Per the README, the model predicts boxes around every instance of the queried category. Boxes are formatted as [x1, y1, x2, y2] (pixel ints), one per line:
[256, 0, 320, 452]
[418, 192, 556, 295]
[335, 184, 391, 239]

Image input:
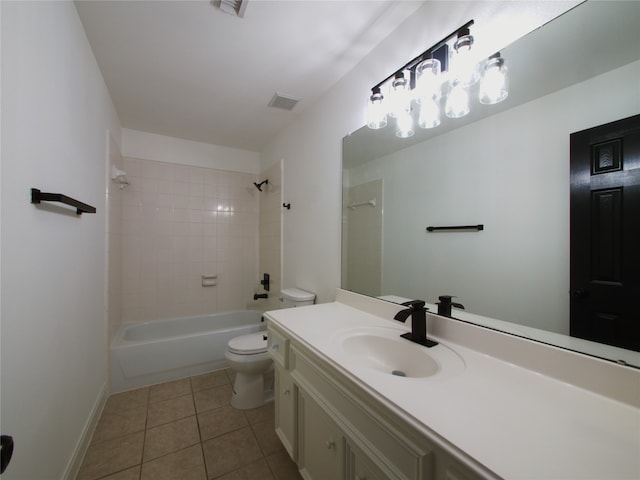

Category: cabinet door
[274, 365, 297, 461]
[298, 390, 344, 480]
[346, 441, 388, 480]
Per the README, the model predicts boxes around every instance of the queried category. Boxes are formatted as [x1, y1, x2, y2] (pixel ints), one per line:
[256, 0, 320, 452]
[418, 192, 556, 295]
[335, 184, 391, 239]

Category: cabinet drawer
[267, 325, 289, 368]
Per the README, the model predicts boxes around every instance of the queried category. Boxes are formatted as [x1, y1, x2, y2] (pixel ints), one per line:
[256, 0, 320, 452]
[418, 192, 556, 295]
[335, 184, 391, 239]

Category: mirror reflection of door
[570, 114, 640, 351]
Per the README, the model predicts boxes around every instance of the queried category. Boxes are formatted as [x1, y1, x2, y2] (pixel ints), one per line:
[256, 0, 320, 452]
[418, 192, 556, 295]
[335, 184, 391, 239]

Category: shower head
[254, 179, 269, 191]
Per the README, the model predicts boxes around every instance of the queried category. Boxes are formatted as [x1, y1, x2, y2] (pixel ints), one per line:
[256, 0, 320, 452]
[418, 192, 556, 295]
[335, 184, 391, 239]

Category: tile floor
[77, 369, 301, 480]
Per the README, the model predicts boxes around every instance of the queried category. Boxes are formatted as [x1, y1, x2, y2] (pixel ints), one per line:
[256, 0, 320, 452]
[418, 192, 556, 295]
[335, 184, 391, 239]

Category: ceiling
[75, 0, 425, 152]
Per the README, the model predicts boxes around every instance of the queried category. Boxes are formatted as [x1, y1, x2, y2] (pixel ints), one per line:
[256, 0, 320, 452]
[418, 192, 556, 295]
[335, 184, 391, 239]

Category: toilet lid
[228, 332, 268, 355]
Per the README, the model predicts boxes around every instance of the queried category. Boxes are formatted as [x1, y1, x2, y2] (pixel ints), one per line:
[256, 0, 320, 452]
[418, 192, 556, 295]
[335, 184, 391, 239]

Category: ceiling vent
[213, 0, 248, 18]
[268, 93, 300, 111]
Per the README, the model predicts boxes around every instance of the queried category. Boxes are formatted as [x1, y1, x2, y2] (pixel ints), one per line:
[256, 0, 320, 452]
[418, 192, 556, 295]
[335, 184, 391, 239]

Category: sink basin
[336, 327, 465, 379]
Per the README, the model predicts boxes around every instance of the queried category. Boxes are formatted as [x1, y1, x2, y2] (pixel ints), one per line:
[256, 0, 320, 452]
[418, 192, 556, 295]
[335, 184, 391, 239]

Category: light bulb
[418, 97, 441, 129]
[445, 82, 470, 118]
[389, 72, 411, 118]
[415, 58, 441, 103]
[450, 31, 479, 87]
[367, 88, 387, 129]
[395, 111, 414, 138]
[479, 55, 508, 104]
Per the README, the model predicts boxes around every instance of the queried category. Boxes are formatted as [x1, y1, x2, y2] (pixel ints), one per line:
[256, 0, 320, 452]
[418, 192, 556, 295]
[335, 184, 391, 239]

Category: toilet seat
[227, 332, 268, 355]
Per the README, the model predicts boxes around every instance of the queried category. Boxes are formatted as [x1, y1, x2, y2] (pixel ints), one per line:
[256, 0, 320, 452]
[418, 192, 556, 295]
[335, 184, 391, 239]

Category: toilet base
[230, 369, 274, 410]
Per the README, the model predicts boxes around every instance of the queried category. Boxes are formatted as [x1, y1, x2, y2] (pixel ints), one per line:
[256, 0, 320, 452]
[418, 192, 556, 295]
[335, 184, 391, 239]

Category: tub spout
[254, 293, 268, 300]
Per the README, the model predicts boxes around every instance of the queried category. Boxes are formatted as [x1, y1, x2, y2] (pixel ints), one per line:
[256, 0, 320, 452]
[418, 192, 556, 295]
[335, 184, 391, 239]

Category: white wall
[122, 128, 259, 174]
[0, 2, 121, 478]
[260, 1, 577, 304]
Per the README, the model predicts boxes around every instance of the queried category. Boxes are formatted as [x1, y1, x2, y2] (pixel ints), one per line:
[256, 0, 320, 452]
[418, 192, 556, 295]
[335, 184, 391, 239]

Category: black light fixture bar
[371, 20, 474, 92]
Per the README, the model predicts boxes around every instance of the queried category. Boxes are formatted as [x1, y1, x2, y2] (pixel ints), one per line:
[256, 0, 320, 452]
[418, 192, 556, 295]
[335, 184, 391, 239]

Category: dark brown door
[570, 114, 640, 351]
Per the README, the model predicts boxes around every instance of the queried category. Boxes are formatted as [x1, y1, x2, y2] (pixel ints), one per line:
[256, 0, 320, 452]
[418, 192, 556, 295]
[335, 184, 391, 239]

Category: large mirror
[342, 0, 640, 367]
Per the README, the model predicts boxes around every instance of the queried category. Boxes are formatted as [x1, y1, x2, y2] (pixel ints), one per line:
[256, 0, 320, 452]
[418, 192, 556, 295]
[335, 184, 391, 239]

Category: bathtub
[110, 310, 265, 393]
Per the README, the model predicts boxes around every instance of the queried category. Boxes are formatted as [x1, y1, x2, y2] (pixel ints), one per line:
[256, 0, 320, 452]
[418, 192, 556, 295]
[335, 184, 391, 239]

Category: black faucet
[393, 300, 438, 348]
[436, 295, 465, 317]
[253, 293, 268, 300]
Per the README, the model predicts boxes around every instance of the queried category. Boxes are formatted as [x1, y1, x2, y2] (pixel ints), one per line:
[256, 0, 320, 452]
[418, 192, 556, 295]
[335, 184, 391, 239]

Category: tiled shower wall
[121, 157, 259, 323]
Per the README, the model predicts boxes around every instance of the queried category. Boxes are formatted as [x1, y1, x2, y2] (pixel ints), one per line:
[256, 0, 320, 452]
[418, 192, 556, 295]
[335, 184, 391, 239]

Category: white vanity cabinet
[267, 320, 480, 480]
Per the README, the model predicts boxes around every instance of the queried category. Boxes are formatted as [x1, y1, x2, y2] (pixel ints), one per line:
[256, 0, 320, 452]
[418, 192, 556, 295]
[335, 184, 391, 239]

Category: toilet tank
[280, 288, 315, 308]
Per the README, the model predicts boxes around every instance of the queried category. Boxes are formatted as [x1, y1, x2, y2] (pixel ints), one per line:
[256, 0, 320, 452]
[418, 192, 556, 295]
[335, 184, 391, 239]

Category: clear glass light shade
[450, 33, 479, 86]
[479, 57, 508, 104]
[418, 98, 441, 129]
[367, 90, 387, 129]
[395, 111, 414, 138]
[445, 82, 470, 118]
[415, 58, 441, 103]
[389, 73, 411, 118]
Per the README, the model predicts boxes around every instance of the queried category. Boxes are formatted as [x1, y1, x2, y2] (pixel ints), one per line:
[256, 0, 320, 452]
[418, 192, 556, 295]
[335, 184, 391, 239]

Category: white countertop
[266, 291, 640, 480]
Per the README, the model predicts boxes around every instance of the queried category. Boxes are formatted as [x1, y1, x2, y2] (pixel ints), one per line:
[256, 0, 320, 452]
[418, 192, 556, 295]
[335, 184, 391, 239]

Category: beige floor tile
[198, 404, 248, 441]
[144, 415, 200, 461]
[104, 387, 149, 413]
[99, 466, 141, 480]
[203, 426, 263, 478]
[251, 420, 283, 456]
[141, 444, 206, 480]
[215, 458, 275, 480]
[191, 369, 230, 392]
[92, 404, 147, 443]
[77, 431, 144, 480]
[149, 377, 192, 403]
[193, 384, 232, 413]
[265, 450, 303, 480]
[245, 402, 274, 425]
[147, 394, 195, 427]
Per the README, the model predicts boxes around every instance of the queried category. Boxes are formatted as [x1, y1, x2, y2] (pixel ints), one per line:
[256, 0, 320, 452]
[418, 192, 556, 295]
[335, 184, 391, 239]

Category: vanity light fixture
[366, 20, 509, 136]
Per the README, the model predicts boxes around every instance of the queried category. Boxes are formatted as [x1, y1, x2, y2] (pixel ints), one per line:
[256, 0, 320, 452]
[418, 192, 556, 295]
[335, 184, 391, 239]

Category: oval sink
[342, 334, 439, 378]
[336, 327, 465, 380]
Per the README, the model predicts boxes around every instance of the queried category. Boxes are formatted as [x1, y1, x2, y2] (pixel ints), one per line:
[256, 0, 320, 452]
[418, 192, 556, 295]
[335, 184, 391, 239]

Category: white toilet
[225, 287, 315, 410]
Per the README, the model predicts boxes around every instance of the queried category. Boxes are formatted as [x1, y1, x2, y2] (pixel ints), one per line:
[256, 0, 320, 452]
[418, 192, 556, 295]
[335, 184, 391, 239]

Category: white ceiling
[75, 0, 425, 152]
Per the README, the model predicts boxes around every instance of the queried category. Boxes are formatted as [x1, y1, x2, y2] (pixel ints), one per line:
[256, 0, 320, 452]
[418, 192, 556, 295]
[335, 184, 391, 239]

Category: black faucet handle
[437, 295, 456, 303]
[400, 299, 426, 310]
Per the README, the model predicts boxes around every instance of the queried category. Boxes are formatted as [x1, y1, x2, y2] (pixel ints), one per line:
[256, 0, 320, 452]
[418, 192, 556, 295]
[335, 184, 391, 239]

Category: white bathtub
[110, 310, 265, 393]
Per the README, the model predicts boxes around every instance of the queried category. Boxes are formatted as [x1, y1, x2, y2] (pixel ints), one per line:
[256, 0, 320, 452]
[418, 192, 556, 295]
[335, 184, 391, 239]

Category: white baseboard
[62, 382, 108, 480]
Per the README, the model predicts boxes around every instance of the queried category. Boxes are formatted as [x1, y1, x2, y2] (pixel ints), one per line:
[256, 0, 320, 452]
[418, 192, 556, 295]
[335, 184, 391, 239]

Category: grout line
[137, 386, 151, 480]
[191, 376, 211, 480]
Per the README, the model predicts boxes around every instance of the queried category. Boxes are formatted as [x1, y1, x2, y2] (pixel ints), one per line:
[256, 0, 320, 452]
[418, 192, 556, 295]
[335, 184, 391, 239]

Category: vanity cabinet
[267, 321, 482, 480]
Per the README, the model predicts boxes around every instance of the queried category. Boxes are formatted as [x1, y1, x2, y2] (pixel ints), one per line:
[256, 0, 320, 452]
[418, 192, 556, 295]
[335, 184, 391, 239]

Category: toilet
[225, 287, 315, 410]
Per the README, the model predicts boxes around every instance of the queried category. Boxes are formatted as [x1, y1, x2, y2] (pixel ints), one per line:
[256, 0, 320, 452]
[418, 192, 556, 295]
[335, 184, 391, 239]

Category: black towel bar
[31, 188, 96, 215]
[426, 224, 484, 232]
